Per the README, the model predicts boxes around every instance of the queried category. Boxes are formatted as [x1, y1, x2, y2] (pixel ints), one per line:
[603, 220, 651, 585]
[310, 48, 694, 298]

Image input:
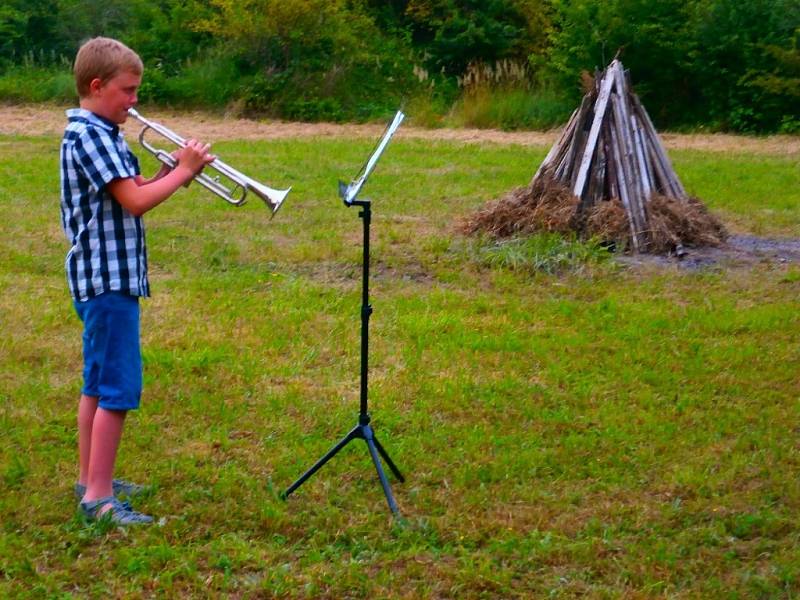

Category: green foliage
[742, 31, 800, 133]
[689, 0, 800, 132]
[187, 0, 418, 120]
[0, 0, 61, 65]
[404, 0, 538, 74]
[137, 51, 241, 108]
[546, 0, 800, 132]
[366, 0, 551, 75]
[547, 0, 703, 125]
[0, 0, 798, 131]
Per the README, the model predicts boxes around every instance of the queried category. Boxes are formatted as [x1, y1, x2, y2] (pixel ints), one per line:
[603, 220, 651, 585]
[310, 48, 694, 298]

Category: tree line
[1, 0, 798, 133]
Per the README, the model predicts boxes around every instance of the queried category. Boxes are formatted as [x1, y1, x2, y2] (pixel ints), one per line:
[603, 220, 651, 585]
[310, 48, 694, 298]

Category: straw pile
[461, 59, 727, 253]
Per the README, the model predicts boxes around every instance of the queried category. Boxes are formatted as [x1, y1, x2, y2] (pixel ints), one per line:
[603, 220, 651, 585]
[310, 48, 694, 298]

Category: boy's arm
[109, 167, 195, 217]
[109, 140, 214, 217]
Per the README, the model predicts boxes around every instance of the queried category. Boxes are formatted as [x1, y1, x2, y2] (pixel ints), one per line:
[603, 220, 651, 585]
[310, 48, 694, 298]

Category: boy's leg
[82, 407, 127, 505]
[74, 292, 150, 522]
[77, 394, 99, 486]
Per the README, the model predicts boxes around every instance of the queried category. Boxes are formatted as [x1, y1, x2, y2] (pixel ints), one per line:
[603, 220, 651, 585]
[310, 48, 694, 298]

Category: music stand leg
[363, 425, 401, 515]
[280, 425, 359, 499]
[372, 435, 405, 482]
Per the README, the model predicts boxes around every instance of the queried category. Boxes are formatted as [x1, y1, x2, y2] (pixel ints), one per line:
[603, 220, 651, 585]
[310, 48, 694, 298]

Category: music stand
[281, 111, 406, 515]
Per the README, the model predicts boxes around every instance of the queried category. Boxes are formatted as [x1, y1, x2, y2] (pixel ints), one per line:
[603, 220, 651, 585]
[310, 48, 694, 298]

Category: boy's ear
[88, 78, 104, 95]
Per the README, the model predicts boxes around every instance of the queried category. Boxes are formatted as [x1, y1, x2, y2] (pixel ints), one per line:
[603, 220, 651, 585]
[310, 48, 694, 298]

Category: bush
[1, 0, 797, 131]
[143, 52, 242, 108]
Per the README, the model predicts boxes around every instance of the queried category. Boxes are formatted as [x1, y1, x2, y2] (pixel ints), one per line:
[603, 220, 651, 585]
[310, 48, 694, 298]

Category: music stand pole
[281, 198, 405, 516]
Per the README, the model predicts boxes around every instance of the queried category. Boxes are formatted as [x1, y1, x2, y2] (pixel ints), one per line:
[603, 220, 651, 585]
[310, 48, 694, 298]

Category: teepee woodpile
[532, 59, 688, 252]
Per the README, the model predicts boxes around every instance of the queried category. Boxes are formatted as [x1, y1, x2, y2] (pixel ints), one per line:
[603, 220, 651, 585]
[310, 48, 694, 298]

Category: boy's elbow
[107, 179, 146, 216]
[114, 194, 145, 216]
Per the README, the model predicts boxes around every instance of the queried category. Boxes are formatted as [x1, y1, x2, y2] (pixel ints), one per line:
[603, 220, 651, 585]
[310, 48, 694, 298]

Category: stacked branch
[462, 59, 727, 253]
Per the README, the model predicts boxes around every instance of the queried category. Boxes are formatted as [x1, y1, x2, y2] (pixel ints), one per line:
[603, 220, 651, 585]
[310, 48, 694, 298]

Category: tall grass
[445, 61, 573, 130]
[0, 65, 76, 104]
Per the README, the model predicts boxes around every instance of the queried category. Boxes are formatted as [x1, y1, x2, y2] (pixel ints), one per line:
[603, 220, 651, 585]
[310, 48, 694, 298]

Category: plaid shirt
[60, 109, 149, 301]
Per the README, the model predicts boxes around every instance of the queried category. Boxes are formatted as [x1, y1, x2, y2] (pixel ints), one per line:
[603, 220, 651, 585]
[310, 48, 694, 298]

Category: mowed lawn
[1, 128, 799, 598]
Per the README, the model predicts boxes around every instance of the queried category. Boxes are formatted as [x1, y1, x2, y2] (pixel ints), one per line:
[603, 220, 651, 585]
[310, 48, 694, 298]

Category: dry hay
[583, 198, 629, 244]
[458, 174, 579, 238]
[645, 194, 728, 253]
[460, 180, 728, 254]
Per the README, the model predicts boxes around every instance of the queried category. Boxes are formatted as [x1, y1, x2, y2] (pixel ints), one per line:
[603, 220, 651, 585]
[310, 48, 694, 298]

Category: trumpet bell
[247, 179, 292, 217]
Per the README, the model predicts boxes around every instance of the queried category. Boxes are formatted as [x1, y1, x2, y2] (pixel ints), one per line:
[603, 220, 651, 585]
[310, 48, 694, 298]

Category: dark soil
[615, 235, 800, 270]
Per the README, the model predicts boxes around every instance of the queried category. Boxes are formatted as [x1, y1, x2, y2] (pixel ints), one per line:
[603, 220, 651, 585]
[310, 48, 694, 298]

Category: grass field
[1, 127, 799, 598]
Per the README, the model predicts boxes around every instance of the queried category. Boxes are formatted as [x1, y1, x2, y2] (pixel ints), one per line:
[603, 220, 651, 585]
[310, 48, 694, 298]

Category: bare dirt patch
[2, 103, 799, 156]
[616, 235, 800, 270]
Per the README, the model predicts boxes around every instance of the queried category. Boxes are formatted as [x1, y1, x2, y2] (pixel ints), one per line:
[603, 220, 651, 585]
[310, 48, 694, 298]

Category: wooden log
[555, 104, 587, 182]
[602, 117, 618, 200]
[631, 112, 653, 202]
[645, 134, 672, 195]
[532, 104, 580, 183]
[587, 141, 606, 209]
[623, 67, 655, 203]
[634, 101, 677, 196]
[572, 62, 616, 199]
[612, 65, 649, 233]
[565, 114, 589, 186]
[608, 110, 641, 251]
[547, 94, 592, 184]
[610, 91, 646, 239]
[631, 94, 687, 199]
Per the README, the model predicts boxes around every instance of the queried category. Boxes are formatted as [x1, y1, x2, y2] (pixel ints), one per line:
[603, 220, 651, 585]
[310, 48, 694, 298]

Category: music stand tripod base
[281, 199, 405, 516]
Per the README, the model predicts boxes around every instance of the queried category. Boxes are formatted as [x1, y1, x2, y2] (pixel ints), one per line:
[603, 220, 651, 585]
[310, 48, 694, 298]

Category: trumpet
[127, 108, 290, 216]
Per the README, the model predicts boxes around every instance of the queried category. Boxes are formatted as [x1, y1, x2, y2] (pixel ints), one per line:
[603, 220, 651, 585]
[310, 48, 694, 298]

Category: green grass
[1, 129, 799, 598]
[465, 233, 612, 274]
[675, 150, 800, 235]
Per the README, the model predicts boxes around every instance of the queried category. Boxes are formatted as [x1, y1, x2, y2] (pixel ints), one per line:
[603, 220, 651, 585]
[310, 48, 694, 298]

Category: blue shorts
[74, 291, 142, 411]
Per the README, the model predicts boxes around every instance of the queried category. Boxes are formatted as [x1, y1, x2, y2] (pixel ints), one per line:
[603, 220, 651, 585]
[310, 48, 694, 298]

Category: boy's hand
[153, 150, 180, 180]
[176, 139, 216, 176]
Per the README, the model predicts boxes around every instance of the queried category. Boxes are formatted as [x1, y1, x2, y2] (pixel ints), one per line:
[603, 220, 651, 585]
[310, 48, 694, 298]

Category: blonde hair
[74, 37, 143, 98]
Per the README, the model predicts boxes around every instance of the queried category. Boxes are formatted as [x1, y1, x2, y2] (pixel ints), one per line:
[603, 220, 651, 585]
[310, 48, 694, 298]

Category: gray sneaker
[74, 479, 148, 501]
[79, 496, 154, 526]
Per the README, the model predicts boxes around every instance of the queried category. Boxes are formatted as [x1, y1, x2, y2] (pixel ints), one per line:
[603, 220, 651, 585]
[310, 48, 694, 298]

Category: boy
[60, 37, 215, 525]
